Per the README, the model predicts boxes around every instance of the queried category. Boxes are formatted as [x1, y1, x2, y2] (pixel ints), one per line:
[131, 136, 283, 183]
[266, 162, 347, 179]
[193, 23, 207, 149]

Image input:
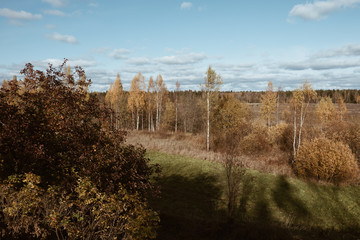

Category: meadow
[142, 149, 360, 239]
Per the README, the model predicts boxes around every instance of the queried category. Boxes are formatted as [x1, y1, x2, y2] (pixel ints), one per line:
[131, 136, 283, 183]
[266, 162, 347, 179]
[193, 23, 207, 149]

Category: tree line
[103, 67, 359, 184]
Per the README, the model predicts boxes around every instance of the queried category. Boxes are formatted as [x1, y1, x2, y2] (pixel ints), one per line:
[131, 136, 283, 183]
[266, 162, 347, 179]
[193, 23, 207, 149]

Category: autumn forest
[1, 62, 360, 239]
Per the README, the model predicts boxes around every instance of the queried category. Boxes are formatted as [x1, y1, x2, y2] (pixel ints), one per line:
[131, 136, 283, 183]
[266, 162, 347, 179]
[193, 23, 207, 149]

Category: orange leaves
[295, 137, 358, 183]
[260, 81, 277, 127]
[128, 73, 146, 113]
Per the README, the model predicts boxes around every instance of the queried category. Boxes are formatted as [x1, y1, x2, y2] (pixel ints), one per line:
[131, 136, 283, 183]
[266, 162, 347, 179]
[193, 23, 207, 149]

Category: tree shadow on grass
[272, 175, 310, 220]
[150, 172, 360, 240]
[150, 173, 224, 240]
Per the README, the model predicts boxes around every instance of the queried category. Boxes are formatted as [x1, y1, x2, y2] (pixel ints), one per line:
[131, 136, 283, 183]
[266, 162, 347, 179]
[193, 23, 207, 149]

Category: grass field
[146, 150, 360, 240]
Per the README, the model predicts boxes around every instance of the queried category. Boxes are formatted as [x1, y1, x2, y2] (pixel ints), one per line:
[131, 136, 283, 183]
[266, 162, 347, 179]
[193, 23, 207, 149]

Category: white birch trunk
[136, 110, 139, 131]
[175, 94, 178, 133]
[156, 91, 159, 131]
[298, 102, 305, 153]
[293, 108, 297, 160]
[207, 91, 210, 152]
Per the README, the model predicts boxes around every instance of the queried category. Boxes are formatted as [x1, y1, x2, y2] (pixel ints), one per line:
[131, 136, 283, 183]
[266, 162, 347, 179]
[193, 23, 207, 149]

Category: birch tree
[336, 96, 347, 121]
[105, 73, 125, 130]
[155, 75, 167, 131]
[112, 73, 123, 129]
[128, 73, 146, 130]
[105, 83, 114, 128]
[276, 86, 282, 125]
[201, 66, 222, 152]
[147, 77, 155, 131]
[316, 97, 335, 131]
[260, 81, 277, 127]
[175, 80, 180, 133]
[290, 81, 316, 162]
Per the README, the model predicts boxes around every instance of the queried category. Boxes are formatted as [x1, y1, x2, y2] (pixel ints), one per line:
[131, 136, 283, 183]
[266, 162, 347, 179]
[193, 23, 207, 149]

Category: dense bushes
[294, 138, 358, 183]
[0, 62, 159, 239]
[325, 120, 360, 163]
[239, 121, 271, 155]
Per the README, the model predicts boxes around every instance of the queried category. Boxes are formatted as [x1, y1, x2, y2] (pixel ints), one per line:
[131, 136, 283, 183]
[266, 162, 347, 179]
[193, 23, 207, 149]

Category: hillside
[145, 150, 360, 240]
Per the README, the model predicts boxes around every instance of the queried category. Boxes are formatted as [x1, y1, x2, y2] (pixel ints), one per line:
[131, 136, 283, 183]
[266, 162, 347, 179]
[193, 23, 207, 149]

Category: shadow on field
[150, 173, 223, 240]
[272, 176, 310, 220]
[150, 172, 360, 240]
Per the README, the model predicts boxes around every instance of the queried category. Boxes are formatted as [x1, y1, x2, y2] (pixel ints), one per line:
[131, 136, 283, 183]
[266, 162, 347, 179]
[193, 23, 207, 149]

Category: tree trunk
[175, 95, 178, 133]
[276, 94, 280, 125]
[298, 102, 304, 153]
[151, 115, 155, 132]
[207, 91, 210, 152]
[110, 102, 113, 130]
[141, 111, 144, 130]
[148, 95, 151, 131]
[156, 92, 159, 131]
[136, 109, 139, 131]
[292, 108, 297, 162]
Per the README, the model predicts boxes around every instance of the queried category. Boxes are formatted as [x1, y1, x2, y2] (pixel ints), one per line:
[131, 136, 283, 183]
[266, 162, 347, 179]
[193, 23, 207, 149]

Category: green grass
[146, 150, 360, 240]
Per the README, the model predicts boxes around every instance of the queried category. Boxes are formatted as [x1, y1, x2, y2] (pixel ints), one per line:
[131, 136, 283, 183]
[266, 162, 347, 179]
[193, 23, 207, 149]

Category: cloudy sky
[1, 0, 360, 91]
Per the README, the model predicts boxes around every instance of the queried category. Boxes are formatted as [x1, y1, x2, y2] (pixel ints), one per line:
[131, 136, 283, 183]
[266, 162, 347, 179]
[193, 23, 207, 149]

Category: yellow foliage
[211, 95, 251, 152]
[240, 121, 271, 155]
[316, 97, 335, 128]
[260, 81, 277, 126]
[295, 138, 358, 183]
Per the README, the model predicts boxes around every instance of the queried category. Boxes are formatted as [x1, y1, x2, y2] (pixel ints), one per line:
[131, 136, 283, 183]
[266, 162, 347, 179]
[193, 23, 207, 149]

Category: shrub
[240, 121, 271, 155]
[0, 173, 159, 240]
[325, 120, 360, 163]
[294, 138, 358, 183]
[0, 62, 159, 239]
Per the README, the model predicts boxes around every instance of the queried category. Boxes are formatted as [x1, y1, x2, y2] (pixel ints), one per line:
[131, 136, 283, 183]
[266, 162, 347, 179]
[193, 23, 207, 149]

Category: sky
[1, 0, 360, 92]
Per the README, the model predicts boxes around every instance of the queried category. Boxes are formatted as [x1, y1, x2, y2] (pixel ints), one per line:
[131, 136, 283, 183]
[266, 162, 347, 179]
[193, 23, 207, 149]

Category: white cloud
[43, 9, 66, 16]
[155, 52, 206, 65]
[109, 49, 131, 59]
[181, 2, 193, 9]
[46, 32, 78, 43]
[313, 43, 360, 58]
[126, 57, 150, 65]
[214, 63, 256, 72]
[280, 59, 360, 71]
[280, 43, 360, 71]
[0, 8, 42, 20]
[289, 0, 360, 21]
[42, 0, 66, 7]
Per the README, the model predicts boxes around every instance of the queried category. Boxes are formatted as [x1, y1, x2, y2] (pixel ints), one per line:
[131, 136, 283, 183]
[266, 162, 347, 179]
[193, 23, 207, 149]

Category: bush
[0, 62, 159, 239]
[294, 138, 358, 183]
[240, 121, 271, 155]
[0, 173, 159, 240]
[325, 120, 360, 163]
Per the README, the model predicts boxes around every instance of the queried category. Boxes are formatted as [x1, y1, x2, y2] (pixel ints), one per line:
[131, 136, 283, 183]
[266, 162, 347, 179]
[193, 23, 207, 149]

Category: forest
[1, 62, 360, 239]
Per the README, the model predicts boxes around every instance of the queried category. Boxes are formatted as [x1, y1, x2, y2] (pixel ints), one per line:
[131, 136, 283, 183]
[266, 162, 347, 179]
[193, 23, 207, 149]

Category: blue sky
[1, 0, 360, 91]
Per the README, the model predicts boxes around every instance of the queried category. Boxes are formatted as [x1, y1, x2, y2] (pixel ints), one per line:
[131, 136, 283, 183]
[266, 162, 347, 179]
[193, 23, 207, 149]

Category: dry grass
[126, 131, 294, 177]
[126, 131, 222, 162]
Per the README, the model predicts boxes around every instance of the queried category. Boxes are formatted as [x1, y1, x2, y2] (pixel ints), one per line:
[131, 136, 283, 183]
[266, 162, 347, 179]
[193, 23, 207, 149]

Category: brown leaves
[0, 62, 160, 239]
[295, 137, 358, 183]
